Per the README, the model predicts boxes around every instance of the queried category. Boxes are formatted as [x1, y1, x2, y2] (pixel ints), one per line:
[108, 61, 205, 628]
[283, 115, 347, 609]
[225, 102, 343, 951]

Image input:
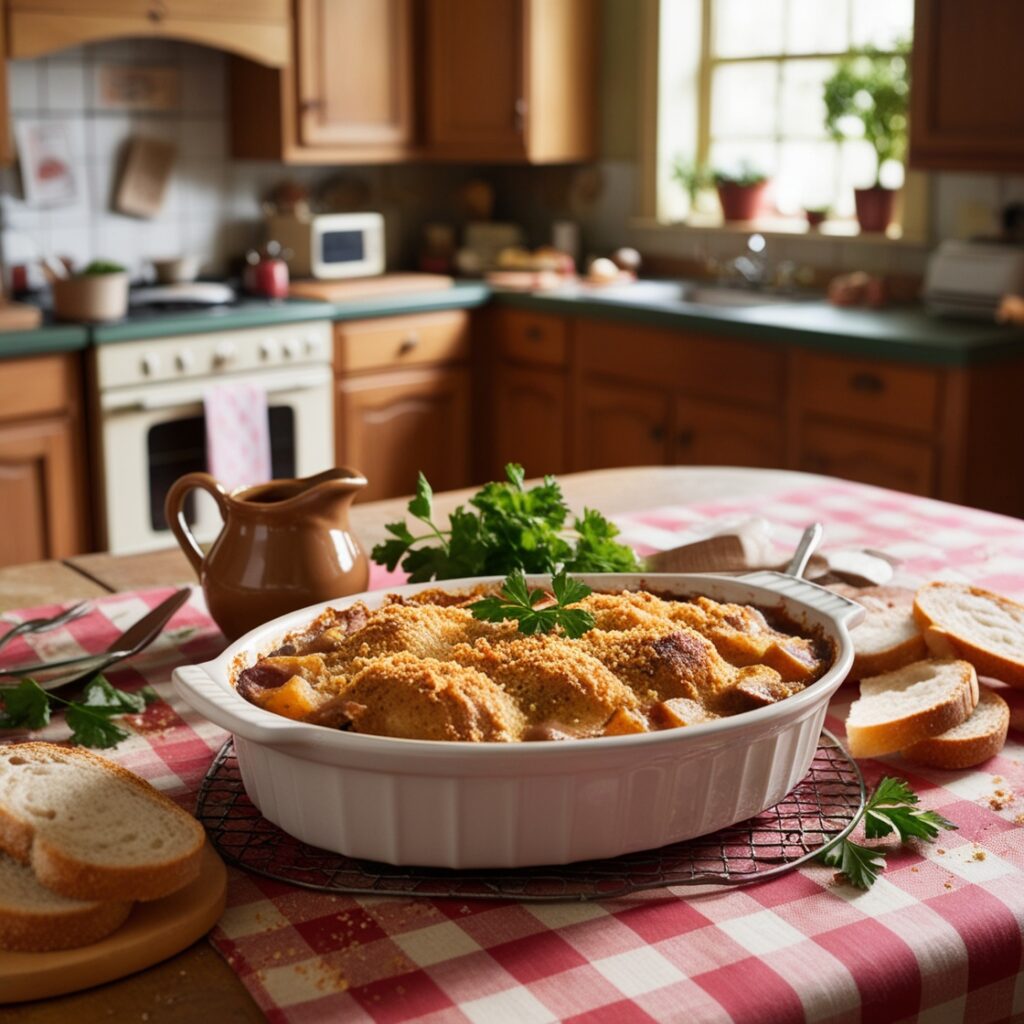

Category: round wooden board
[1, 843, 227, 1004]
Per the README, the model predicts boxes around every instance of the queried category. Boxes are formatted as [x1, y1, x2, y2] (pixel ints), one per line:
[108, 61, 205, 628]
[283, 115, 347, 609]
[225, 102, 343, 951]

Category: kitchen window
[653, 0, 915, 231]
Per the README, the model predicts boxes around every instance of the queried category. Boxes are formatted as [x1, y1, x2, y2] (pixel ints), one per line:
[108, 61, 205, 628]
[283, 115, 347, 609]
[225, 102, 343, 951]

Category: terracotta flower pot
[716, 181, 768, 223]
[854, 186, 896, 234]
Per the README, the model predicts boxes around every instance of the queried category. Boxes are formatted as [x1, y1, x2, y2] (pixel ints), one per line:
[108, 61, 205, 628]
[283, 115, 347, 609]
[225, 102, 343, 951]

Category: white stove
[92, 320, 335, 554]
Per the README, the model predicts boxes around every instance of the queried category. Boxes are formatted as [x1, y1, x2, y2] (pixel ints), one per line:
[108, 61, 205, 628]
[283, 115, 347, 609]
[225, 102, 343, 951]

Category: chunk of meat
[235, 655, 332, 701]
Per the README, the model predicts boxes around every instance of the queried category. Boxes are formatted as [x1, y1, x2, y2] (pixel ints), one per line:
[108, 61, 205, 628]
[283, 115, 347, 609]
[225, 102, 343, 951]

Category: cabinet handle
[849, 371, 885, 394]
[650, 424, 667, 442]
[147, 1, 166, 22]
[300, 98, 325, 114]
[398, 334, 420, 355]
[524, 325, 543, 341]
[677, 429, 696, 448]
[513, 98, 527, 132]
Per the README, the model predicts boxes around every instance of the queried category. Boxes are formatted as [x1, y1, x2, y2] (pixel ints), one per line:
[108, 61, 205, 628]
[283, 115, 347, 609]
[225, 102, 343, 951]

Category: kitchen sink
[576, 279, 813, 309]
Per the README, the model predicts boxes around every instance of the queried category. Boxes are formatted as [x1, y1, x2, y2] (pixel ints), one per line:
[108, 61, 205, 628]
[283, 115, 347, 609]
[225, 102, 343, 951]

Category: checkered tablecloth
[4, 478, 1024, 1023]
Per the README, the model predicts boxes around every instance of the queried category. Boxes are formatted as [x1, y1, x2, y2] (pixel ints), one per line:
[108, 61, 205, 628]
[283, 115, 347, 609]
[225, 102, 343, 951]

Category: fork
[0, 602, 90, 656]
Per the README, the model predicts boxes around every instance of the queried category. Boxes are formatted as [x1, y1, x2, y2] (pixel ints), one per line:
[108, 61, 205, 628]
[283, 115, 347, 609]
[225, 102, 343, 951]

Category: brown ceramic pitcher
[165, 468, 369, 640]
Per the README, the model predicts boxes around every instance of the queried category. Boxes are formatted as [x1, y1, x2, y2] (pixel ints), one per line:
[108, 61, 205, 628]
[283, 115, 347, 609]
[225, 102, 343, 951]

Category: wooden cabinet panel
[0, 353, 78, 423]
[296, 0, 412, 148]
[799, 420, 935, 496]
[911, 0, 1024, 171]
[675, 399, 784, 469]
[0, 415, 85, 565]
[494, 365, 568, 477]
[334, 311, 469, 375]
[496, 309, 568, 368]
[575, 379, 672, 470]
[336, 367, 471, 503]
[577, 320, 785, 408]
[794, 351, 940, 435]
[426, 0, 525, 158]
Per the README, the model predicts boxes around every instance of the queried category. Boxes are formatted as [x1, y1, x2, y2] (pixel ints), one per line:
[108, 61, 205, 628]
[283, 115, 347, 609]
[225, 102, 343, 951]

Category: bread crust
[845, 660, 979, 759]
[0, 894, 131, 953]
[914, 583, 1024, 688]
[902, 687, 1010, 770]
[0, 743, 205, 903]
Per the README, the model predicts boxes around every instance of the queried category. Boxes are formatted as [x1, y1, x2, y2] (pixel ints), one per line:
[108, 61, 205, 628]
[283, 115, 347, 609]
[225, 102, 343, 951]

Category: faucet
[724, 233, 768, 288]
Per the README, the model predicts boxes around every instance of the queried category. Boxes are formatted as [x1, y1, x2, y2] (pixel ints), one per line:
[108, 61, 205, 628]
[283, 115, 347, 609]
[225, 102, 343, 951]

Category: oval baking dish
[173, 571, 863, 868]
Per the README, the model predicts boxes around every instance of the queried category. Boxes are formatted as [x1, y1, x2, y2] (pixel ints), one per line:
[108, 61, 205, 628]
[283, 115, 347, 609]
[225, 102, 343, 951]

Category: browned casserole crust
[233, 587, 830, 742]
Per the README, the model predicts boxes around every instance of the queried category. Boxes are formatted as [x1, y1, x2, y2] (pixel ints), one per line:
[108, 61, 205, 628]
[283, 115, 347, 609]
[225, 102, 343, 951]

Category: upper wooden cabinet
[910, 0, 1024, 171]
[7, 0, 290, 65]
[425, 0, 598, 162]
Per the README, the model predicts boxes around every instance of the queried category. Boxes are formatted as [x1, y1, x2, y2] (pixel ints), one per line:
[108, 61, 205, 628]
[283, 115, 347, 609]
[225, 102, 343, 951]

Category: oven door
[98, 365, 334, 554]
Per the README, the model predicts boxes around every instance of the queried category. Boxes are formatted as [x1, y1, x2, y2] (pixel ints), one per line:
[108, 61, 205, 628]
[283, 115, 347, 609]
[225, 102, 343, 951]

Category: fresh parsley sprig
[469, 570, 596, 639]
[372, 464, 641, 583]
[0, 676, 159, 749]
[819, 776, 956, 889]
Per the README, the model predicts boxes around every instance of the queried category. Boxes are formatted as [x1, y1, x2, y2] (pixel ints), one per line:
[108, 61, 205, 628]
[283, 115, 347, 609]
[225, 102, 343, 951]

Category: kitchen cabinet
[675, 398, 784, 469]
[575, 379, 672, 471]
[332, 311, 473, 502]
[0, 353, 89, 567]
[230, 0, 413, 163]
[424, 0, 597, 162]
[7, 0, 289, 65]
[494, 365, 569, 477]
[910, 0, 1024, 171]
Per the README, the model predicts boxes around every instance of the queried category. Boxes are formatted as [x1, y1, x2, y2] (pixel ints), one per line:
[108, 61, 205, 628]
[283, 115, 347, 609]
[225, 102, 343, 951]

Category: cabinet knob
[678, 428, 696, 448]
[850, 371, 885, 394]
[147, 0, 167, 22]
[524, 325, 543, 341]
[513, 98, 527, 132]
[300, 98, 325, 114]
[399, 334, 420, 355]
[650, 424, 667, 442]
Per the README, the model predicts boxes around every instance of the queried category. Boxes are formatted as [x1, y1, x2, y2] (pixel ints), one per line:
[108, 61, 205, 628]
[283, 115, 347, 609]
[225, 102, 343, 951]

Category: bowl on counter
[173, 571, 862, 869]
[52, 272, 129, 323]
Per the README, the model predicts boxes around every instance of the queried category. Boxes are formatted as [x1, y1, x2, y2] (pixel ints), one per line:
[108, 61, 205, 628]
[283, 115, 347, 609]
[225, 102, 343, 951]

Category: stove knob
[140, 353, 161, 377]
[282, 337, 301, 359]
[302, 335, 320, 356]
[259, 338, 279, 361]
[175, 351, 195, 373]
[213, 341, 237, 368]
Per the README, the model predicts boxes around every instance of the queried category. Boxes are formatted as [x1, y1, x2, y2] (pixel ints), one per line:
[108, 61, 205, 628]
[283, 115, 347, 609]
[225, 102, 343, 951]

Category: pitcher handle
[165, 472, 228, 577]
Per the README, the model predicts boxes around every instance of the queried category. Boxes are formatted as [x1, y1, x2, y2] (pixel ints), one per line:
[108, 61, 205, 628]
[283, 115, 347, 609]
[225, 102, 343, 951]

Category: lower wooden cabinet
[575, 379, 672, 470]
[494, 365, 568, 477]
[335, 366, 471, 503]
[675, 398, 784, 469]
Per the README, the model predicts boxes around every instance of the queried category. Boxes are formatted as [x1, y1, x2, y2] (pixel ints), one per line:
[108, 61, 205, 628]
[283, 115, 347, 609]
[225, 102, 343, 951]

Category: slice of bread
[0, 851, 132, 952]
[914, 582, 1024, 688]
[832, 584, 927, 679]
[902, 685, 1010, 770]
[845, 658, 979, 758]
[0, 743, 205, 902]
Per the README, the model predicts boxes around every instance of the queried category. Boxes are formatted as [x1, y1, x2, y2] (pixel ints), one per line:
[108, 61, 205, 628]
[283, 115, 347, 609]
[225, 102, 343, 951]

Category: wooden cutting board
[289, 272, 454, 302]
[1, 843, 227, 1004]
[0, 301, 43, 331]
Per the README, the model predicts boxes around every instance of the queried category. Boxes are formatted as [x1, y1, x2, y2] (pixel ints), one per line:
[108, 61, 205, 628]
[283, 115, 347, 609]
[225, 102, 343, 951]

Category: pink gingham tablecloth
[4, 478, 1024, 1024]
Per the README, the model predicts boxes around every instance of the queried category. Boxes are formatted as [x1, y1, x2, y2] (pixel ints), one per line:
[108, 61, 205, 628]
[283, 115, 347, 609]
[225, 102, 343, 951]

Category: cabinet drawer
[0, 354, 78, 423]
[676, 398, 784, 469]
[799, 419, 936, 496]
[334, 311, 469, 374]
[497, 310, 568, 368]
[795, 352, 941, 434]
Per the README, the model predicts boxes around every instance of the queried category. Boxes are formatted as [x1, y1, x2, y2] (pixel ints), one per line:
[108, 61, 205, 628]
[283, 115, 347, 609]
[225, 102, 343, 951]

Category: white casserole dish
[173, 571, 862, 868]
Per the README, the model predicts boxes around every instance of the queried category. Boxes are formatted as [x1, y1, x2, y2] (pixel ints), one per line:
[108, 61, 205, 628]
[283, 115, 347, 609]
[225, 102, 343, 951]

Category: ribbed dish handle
[739, 570, 866, 627]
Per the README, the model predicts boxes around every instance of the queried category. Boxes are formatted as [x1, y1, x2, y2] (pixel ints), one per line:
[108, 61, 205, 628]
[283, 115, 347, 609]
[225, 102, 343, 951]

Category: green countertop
[493, 289, 1024, 367]
[2, 279, 1023, 367]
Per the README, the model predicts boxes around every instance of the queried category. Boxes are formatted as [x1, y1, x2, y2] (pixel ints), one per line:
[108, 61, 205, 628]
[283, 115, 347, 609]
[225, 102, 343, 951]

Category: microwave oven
[267, 212, 385, 279]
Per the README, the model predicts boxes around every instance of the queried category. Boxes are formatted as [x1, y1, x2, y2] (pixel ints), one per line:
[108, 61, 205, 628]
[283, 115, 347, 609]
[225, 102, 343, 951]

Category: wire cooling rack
[195, 731, 864, 902]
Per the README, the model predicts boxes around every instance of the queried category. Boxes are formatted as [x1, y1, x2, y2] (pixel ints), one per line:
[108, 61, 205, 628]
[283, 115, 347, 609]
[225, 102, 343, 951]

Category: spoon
[785, 523, 824, 579]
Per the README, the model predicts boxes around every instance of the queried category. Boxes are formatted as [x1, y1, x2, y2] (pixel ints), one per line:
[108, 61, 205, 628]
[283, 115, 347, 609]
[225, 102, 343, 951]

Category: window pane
[711, 63, 778, 138]
[850, 0, 913, 49]
[776, 141, 838, 214]
[779, 59, 832, 139]
[785, 0, 848, 55]
[712, 0, 784, 57]
[709, 139, 778, 181]
[837, 139, 879, 214]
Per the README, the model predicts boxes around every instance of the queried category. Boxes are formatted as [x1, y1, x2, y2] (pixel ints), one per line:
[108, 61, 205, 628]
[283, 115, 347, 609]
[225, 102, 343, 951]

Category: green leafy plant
[0, 676, 159, 749]
[670, 156, 711, 207]
[712, 162, 769, 188]
[823, 43, 910, 187]
[470, 569, 595, 638]
[81, 259, 126, 276]
[819, 776, 956, 889]
[372, 464, 641, 583]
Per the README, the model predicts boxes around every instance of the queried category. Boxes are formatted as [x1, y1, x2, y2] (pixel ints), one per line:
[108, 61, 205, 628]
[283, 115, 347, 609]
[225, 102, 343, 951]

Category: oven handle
[101, 371, 330, 412]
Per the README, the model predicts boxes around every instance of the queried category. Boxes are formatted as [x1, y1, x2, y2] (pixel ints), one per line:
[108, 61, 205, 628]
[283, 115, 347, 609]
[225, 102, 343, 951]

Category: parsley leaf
[79, 675, 147, 715]
[0, 679, 51, 729]
[818, 775, 957, 889]
[369, 464, 641, 581]
[470, 569, 596, 638]
[65, 704, 130, 749]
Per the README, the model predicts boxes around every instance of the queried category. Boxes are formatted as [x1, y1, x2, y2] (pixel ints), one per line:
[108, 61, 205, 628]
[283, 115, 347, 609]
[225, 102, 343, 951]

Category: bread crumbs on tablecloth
[989, 787, 1014, 810]
[973, 850, 987, 861]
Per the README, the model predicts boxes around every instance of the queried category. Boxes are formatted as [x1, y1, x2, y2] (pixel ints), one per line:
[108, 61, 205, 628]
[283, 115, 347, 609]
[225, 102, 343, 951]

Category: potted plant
[804, 206, 829, 230]
[669, 156, 711, 218]
[713, 164, 770, 223]
[823, 44, 910, 234]
[52, 260, 129, 323]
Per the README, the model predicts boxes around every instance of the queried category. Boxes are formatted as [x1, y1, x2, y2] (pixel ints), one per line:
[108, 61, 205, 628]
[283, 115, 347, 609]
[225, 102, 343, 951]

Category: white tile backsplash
[44, 59, 87, 114]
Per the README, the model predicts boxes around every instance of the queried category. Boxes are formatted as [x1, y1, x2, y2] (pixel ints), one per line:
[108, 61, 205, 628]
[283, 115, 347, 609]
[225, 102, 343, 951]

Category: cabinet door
[0, 415, 85, 566]
[494, 365, 568, 478]
[575, 379, 672, 470]
[425, 0, 526, 158]
[337, 368, 471, 503]
[675, 399, 784, 469]
[296, 0, 412, 148]
[911, 0, 1024, 171]
[798, 420, 935, 496]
